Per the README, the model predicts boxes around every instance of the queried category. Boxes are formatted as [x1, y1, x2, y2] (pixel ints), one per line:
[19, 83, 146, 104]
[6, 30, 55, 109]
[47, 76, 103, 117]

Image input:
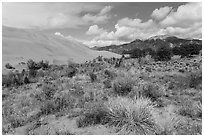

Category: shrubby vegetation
[128, 43, 201, 61]
[2, 52, 202, 135]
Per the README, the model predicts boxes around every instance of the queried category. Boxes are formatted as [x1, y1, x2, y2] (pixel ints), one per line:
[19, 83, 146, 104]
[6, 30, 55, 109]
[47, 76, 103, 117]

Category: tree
[130, 48, 143, 58]
[156, 46, 172, 61]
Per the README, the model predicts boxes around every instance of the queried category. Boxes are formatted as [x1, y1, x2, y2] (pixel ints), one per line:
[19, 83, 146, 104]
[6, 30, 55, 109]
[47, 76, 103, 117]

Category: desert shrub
[2, 73, 15, 87]
[176, 118, 202, 135]
[5, 63, 14, 69]
[104, 69, 117, 79]
[40, 91, 75, 115]
[141, 82, 164, 101]
[112, 76, 134, 96]
[155, 114, 181, 135]
[168, 70, 202, 90]
[27, 59, 37, 70]
[41, 83, 58, 100]
[187, 70, 202, 89]
[65, 62, 77, 78]
[40, 99, 57, 115]
[2, 72, 23, 87]
[28, 69, 37, 78]
[140, 55, 153, 65]
[103, 79, 112, 88]
[89, 72, 97, 82]
[105, 97, 158, 134]
[39, 60, 49, 69]
[177, 98, 201, 118]
[54, 91, 76, 111]
[76, 101, 108, 127]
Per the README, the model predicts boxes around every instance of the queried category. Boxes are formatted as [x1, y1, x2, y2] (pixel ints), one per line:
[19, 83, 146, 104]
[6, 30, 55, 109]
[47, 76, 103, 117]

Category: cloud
[117, 18, 155, 29]
[151, 6, 173, 21]
[55, 32, 64, 37]
[82, 6, 112, 24]
[86, 25, 106, 35]
[160, 3, 202, 28]
[86, 2, 202, 47]
[83, 40, 126, 47]
[98, 6, 112, 15]
[3, 3, 104, 29]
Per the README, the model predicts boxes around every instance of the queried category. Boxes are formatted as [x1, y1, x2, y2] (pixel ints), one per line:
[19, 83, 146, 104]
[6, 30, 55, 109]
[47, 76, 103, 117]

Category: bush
[188, 70, 202, 89]
[66, 62, 77, 78]
[141, 82, 164, 101]
[89, 72, 97, 82]
[28, 69, 37, 78]
[177, 98, 202, 118]
[40, 91, 75, 115]
[104, 69, 117, 79]
[2, 72, 23, 87]
[27, 59, 37, 70]
[5, 63, 14, 69]
[156, 46, 172, 61]
[76, 101, 107, 127]
[112, 76, 134, 96]
[105, 97, 158, 134]
[103, 79, 112, 88]
[41, 83, 58, 100]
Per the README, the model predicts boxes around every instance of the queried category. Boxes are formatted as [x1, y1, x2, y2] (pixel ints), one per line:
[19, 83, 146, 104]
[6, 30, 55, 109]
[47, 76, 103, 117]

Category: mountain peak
[148, 35, 176, 40]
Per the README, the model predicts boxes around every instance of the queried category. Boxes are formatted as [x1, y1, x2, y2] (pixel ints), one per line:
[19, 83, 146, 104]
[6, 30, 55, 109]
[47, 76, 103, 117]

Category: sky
[2, 2, 202, 47]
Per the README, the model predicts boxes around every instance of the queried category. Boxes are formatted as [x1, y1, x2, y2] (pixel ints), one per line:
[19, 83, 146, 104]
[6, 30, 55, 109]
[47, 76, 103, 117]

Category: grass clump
[177, 98, 202, 119]
[105, 97, 158, 135]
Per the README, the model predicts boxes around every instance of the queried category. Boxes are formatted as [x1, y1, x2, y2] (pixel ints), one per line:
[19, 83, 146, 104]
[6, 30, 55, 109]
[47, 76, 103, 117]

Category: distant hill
[2, 26, 121, 67]
[92, 35, 202, 55]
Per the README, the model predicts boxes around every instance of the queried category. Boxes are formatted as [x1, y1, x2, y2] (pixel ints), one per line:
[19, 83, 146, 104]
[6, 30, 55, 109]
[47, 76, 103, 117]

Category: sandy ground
[2, 26, 121, 68]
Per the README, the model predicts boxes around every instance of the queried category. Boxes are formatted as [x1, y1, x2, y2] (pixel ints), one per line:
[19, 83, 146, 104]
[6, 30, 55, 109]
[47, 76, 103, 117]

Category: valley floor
[2, 54, 202, 135]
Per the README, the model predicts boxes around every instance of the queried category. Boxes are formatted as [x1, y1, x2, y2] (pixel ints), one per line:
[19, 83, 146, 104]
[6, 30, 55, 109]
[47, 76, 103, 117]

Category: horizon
[3, 2, 202, 47]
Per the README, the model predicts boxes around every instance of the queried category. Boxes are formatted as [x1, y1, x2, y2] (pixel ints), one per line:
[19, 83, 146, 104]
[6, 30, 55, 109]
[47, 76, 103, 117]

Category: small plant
[76, 101, 107, 128]
[103, 79, 112, 88]
[104, 69, 117, 79]
[89, 72, 97, 82]
[177, 98, 202, 118]
[112, 76, 134, 96]
[141, 82, 164, 101]
[188, 70, 202, 89]
[66, 62, 77, 78]
[42, 83, 58, 100]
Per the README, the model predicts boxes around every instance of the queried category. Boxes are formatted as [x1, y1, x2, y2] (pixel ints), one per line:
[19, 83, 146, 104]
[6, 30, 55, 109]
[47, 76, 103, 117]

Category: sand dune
[2, 26, 120, 67]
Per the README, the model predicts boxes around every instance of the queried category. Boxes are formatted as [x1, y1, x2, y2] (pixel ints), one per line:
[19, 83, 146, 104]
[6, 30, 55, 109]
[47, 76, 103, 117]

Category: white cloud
[83, 40, 126, 47]
[86, 25, 106, 35]
[86, 2, 202, 47]
[99, 6, 112, 15]
[3, 3, 104, 29]
[55, 32, 64, 37]
[117, 18, 155, 29]
[82, 6, 112, 24]
[160, 3, 202, 28]
[151, 6, 173, 21]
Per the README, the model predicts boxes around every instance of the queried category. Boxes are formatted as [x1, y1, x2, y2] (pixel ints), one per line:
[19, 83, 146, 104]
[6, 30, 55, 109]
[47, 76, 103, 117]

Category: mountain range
[92, 35, 202, 55]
